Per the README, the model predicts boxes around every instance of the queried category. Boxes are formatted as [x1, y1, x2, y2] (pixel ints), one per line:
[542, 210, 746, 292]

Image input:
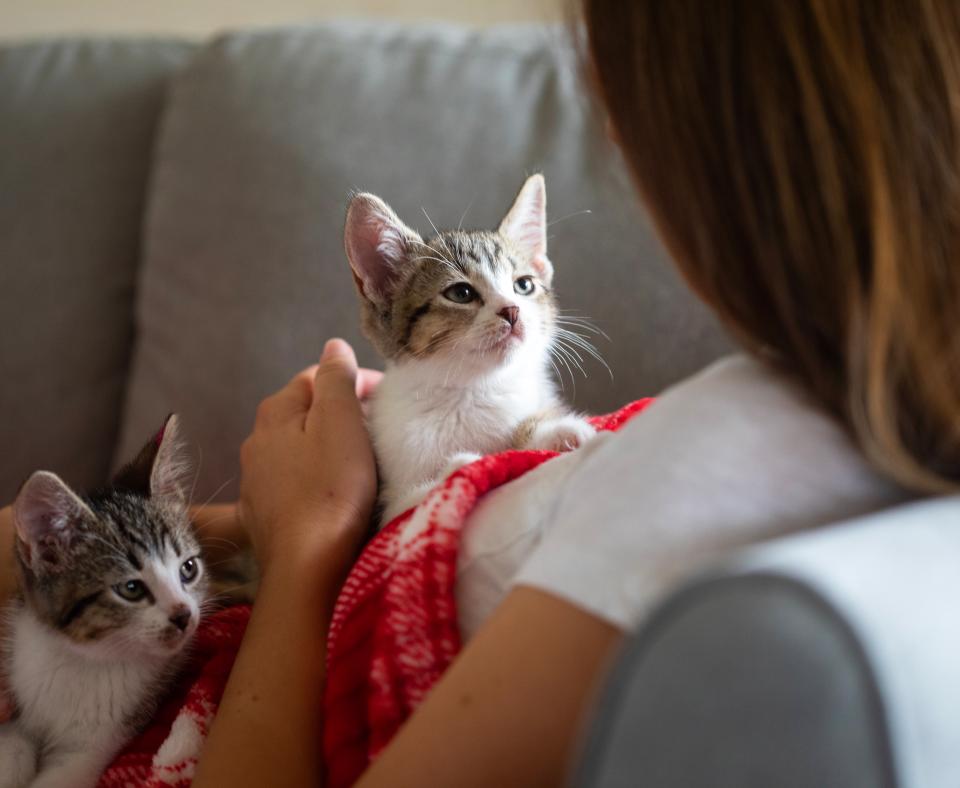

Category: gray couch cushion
[0, 38, 193, 500]
[117, 22, 730, 501]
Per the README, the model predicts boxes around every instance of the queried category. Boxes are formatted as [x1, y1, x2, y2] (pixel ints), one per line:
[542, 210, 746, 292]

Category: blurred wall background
[0, 0, 563, 40]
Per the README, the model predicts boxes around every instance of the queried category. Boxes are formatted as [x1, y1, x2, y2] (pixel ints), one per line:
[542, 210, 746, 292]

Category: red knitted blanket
[77, 399, 649, 785]
[322, 399, 652, 787]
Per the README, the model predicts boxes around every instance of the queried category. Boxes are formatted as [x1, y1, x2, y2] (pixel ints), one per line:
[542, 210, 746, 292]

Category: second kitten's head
[344, 174, 557, 376]
[12, 416, 206, 662]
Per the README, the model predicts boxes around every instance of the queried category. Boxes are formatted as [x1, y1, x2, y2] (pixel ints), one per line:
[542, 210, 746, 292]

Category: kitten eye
[113, 579, 147, 602]
[443, 282, 478, 304]
[180, 557, 200, 584]
[514, 276, 535, 296]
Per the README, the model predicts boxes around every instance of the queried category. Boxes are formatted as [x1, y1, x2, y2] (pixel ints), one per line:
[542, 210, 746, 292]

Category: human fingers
[254, 364, 320, 428]
[356, 368, 384, 400]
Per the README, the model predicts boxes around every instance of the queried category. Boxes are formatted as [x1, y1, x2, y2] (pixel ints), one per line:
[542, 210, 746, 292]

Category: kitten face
[12, 416, 206, 661]
[345, 174, 556, 375]
[385, 230, 556, 371]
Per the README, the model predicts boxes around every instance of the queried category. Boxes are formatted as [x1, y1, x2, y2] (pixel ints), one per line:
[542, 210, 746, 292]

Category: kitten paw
[0, 726, 37, 788]
[526, 416, 596, 453]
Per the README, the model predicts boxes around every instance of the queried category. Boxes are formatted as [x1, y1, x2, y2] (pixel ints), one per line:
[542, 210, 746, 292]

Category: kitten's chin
[483, 326, 526, 360]
[491, 334, 523, 357]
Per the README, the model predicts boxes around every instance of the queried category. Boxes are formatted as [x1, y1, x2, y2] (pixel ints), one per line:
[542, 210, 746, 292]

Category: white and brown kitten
[345, 174, 596, 523]
[0, 415, 207, 788]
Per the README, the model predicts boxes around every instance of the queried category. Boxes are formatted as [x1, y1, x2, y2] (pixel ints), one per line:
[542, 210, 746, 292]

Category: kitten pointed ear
[112, 414, 189, 505]
[13, 471, 94, 569]
[498, 174, 552, 282]
[344, 192, 421, 304]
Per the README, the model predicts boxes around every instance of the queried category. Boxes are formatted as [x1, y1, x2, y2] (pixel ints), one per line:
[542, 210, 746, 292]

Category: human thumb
[313, 338, 359, 400]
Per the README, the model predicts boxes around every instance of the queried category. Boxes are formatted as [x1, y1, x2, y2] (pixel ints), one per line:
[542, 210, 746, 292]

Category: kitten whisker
[553, 341, 588, 377]
[191, 477, 236, 514]
[421, 207, 459, 269]
[548, 357, 567, 393]
[549, 344, 579, 394]
[546, 208, 592, 227]
[457, 195, 477, 232]
[191, 512, 237, 531]
[555, 328, 614, 380]
[412, 254, 460, 275]
[197, 537, 242, 554]
[555, 316, 610, 341]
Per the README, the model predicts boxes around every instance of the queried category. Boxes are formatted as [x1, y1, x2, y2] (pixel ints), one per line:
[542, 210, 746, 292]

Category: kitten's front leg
[0, 724, 37, 788]
[516, 413, 596, 453]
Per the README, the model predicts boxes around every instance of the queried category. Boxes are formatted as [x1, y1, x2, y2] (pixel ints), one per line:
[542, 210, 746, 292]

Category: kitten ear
[13, 471, 94, 570]
[112, 414, 188, 505]
[498, 174, 552, 284]
[344, 192, 422, 304]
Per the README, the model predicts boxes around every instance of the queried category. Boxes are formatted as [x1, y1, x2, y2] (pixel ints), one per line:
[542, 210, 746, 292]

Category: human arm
[356, 586, 622, 787]
[192, 340, 379, 787]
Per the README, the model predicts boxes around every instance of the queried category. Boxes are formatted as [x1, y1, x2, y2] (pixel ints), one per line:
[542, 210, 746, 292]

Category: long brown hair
[582, 0, 960, 492]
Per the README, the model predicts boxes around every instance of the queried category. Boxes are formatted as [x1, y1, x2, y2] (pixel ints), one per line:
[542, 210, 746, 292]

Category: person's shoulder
[593, 353, 837, 466]
[654, 352, 819, 422]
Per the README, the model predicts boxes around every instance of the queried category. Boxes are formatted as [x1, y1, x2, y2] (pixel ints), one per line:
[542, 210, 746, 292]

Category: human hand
[237, 339, 380, 577]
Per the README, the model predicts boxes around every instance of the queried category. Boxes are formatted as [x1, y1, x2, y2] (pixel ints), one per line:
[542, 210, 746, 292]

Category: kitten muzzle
[169, 608, 191, 632]
[498, 306, 520, 327]
[160, 607, 196, 649]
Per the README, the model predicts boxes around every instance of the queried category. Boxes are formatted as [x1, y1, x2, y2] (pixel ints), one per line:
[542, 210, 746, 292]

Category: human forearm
[191, 526, 353, 788]
[193, 342, 377, 786]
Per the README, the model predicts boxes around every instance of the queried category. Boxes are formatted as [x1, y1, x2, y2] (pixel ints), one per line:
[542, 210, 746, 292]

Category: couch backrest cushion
[116, 22, 730, 501]
[0, 38, 193, 501]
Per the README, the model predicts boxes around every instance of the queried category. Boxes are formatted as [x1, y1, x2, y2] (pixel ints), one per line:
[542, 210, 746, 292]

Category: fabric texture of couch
[0, 38, 193, 501]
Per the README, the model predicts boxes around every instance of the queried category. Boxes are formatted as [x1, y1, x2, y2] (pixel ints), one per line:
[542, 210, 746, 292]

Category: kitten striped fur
[345, 174, 597, 524]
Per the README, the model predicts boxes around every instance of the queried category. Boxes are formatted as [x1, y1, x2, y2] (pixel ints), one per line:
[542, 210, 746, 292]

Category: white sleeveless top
[456, 355, 908, 640]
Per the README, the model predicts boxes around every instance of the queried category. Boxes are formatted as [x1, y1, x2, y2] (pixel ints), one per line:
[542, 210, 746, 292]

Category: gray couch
[1, 22, 956, 787]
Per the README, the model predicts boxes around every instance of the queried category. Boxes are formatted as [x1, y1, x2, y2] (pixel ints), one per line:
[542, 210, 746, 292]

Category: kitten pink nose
[169, 607, 191, 632]
[498, 306, 520, 327]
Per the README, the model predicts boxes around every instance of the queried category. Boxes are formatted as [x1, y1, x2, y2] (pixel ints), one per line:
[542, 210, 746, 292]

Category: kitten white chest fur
[10, 608, 162, 746]
[371, 356, 555, 515]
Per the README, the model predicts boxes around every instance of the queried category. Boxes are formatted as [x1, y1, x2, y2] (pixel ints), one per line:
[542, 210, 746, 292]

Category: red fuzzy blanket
[321, 400, 651, 787]
[91, 399, 651, 786]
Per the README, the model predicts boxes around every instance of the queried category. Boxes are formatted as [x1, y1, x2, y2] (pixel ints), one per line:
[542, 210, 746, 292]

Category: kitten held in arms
[345, 174, 597, 525]
[0, 416, 207, 788]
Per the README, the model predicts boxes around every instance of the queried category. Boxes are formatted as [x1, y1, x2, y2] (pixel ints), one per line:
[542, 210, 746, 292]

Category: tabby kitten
[0, 415, 207, 788]
[345, 174, 596, 523]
